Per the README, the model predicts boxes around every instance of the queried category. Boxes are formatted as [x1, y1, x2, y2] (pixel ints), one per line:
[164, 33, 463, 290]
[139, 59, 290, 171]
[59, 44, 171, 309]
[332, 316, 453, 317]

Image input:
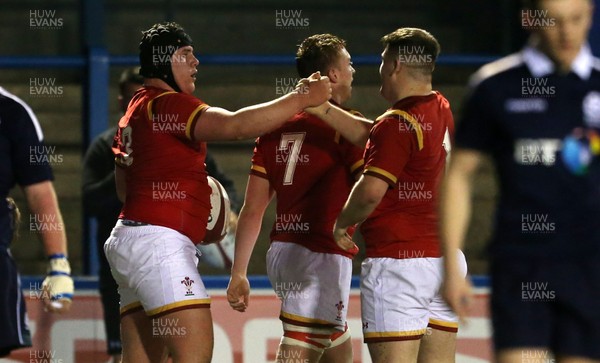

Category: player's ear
[327, 67, 338, 83]
[392, 57, 402, 75]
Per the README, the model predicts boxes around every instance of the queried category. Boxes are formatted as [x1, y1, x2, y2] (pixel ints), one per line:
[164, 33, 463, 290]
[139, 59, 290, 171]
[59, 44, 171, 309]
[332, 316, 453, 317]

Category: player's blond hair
[296, 34, 347, 78]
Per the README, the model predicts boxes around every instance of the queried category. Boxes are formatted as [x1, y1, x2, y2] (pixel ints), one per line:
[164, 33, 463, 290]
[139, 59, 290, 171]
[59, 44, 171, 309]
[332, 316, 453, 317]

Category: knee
[281, 322, 350, 355]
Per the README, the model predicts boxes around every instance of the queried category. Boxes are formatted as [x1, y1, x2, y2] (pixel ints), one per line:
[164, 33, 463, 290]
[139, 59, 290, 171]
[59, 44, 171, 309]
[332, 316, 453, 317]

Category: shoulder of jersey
[468, 52, 524, 89]
[0, 87, 44, 141]
[375, 109, 425, 150]
[375, 109, 413, 124]
[0, 88, 24, 111]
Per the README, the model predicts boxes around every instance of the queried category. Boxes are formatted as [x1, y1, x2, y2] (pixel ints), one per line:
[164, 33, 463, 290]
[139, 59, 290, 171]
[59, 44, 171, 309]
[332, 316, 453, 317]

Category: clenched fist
[296, 72, 331, 108]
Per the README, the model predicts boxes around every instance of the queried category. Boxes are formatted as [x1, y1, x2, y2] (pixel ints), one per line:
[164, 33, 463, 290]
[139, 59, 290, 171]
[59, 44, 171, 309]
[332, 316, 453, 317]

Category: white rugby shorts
[361, 250, 467, 342]
[104, 220, 210, 317]
[267, 241, 352, 331]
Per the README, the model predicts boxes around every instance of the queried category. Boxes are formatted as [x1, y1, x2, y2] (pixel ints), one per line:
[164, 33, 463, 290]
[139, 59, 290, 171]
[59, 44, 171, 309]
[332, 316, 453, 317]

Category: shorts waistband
[112, 220, 192, 244]
[121, 219, 150, 227]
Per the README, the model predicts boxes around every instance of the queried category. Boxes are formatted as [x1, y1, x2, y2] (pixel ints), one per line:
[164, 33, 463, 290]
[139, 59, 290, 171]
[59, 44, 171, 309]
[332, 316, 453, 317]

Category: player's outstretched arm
[306, 101, 372, 147]
[439, 148, 482, 323]
[195, 73, 331, 142]
[23, 181, 73, 313]
[334, 174, 388, 251]
[227, 175, 274, 312]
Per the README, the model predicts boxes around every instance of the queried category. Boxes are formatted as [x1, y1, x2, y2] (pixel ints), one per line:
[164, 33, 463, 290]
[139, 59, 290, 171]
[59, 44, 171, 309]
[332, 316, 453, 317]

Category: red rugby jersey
[251, 110, 364, 258]
[112, 86, 211, 243]
[361, 91, 454, 259]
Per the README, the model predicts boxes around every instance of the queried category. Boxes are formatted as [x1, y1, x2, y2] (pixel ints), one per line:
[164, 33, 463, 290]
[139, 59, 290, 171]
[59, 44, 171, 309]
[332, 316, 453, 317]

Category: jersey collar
[522, 43, 594, 80]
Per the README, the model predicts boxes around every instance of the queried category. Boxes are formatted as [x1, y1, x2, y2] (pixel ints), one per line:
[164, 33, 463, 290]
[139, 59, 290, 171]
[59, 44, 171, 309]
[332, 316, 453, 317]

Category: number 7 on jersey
[278, 132, 306, 185]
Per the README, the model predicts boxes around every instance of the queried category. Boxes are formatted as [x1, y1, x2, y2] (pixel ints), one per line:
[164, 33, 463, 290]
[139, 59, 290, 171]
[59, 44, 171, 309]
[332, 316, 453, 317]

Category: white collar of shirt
[522, 43, 594, 80]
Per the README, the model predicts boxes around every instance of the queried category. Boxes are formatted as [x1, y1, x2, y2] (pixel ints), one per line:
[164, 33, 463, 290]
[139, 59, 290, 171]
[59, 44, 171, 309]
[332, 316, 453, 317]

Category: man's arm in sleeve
[82, 133, 121, 215]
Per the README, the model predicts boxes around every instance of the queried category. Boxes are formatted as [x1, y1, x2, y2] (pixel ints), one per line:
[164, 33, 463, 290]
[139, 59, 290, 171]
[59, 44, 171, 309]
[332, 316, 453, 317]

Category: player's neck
[393, 82, 433, 103]
[330, 93, 347, 106]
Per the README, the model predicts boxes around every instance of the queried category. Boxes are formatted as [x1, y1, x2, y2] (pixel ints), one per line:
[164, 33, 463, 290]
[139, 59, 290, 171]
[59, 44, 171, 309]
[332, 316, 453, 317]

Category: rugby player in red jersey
[104, 22, 331, 363]
[226, 34, 368, 363]
[314, 28, 466, 362]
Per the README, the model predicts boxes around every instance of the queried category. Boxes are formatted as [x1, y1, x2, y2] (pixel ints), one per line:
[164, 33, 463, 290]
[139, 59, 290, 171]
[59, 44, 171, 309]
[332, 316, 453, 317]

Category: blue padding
[87, 47, 110, 141]
[0, 54, 500, 68]
[0, 56, 86, 68]
[109, 55, 140, 66]
[470, 275, 490, 288]
[352, 54, 499, 66]
[199, 55, 295, 65]
[22, 274, 490, 291]
[203, 275, 273, 289]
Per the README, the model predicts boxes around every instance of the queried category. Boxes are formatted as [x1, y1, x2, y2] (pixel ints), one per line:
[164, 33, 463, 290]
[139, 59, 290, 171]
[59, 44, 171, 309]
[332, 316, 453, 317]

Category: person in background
[0, 86, 73, 357]
[440, 0, 600, 362]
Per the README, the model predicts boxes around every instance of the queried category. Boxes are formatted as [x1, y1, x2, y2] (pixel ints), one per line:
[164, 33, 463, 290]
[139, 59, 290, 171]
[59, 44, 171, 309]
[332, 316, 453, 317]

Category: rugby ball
[196, 231, 235, 270]
[201, 176, 231, 245]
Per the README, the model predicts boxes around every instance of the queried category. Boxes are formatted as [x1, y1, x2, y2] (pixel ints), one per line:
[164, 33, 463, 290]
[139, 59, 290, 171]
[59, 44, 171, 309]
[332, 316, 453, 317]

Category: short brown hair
[296, 34, 346, 78]
[381, 28, 440, 74]
[118, 67, 144, 95]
